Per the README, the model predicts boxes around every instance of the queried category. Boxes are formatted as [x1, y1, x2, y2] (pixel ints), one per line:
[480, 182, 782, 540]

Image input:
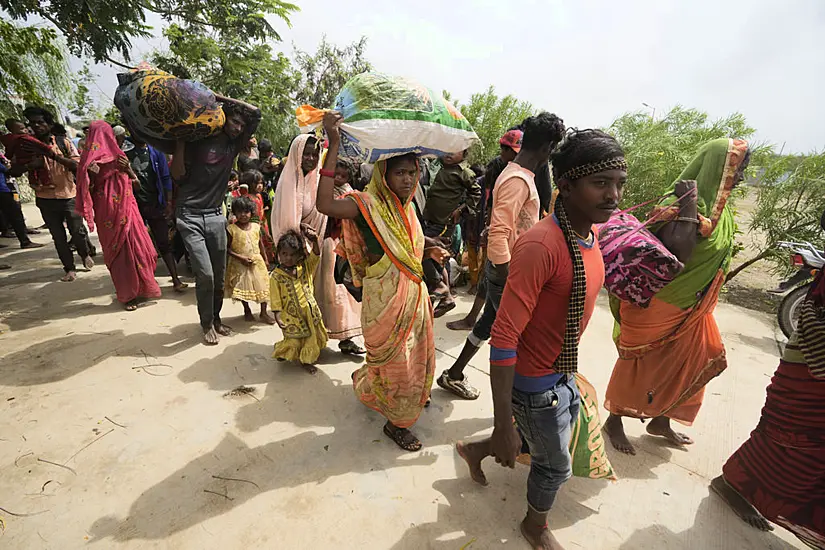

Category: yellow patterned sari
[337, 160, 435, 428]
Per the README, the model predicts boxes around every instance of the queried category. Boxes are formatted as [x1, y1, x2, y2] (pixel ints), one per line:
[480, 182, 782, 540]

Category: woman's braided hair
[550, 129, 625, 374]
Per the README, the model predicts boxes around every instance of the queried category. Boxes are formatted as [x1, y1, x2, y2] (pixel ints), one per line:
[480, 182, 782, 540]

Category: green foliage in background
[729, 152, 825, 280]
[607, 107, 756, 211]
[293, 36, 372, 110]
[0, 20, 71, 120]
[454, 86, 536, 165]
[1, 0, 297, 65]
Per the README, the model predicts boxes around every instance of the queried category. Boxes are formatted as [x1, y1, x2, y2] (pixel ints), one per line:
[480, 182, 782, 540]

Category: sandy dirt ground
[0, 204, 805, 550]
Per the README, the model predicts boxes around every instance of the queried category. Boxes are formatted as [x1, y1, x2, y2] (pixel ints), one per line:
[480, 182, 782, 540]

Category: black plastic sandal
[383, 424, 422, 452]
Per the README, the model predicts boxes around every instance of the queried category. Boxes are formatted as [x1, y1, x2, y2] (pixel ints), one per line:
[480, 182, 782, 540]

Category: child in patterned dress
[269, 224, 327, 375]
[224, 196, 275, 324]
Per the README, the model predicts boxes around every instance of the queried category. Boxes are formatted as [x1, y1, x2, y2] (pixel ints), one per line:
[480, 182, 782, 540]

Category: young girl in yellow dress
[225, 196, 276, 324]
[270, 224, 327, 374]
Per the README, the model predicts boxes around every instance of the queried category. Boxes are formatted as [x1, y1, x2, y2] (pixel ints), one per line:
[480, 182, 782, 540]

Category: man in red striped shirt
[457, 130, 626, 550]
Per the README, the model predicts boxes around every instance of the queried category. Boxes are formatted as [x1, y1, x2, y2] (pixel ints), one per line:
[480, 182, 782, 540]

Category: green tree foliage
[0, 20, 71, 119]
[1, 0, 298, 65]
[727, 152, 825, 281]
[607, 106, 756, 211]
[292, 36, 372, 109]
[456, 86, 535, 165]
[66, 65, 102, 124]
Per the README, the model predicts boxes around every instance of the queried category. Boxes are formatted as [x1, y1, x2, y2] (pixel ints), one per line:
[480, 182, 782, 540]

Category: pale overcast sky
[82, 0, 825, 153]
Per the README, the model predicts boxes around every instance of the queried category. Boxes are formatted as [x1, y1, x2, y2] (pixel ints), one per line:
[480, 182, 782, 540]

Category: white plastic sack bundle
[296, 73, 478, 163]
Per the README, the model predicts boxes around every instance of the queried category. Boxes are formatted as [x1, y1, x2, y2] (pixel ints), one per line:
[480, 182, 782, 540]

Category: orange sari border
[348, 192, 423, 285]
[710, 138, 748, 230]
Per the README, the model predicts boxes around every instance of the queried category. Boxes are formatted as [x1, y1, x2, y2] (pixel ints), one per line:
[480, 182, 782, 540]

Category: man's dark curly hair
[520, 112, 566, 152]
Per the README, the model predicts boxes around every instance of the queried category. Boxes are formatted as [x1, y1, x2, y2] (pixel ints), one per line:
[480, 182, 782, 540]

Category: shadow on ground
[90, 341, 492, 542]
[0, 324, 204, 386]
[618, 496, 795, 550]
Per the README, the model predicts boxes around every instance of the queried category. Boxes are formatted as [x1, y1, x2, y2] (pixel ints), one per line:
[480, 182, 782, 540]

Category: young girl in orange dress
[269, 224, 327, 375]
[224, 196, 274, 324]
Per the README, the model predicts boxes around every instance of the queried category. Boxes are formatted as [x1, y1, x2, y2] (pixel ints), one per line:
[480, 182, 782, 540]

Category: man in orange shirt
[457, 130, 627, 550]
[10, 107, 94, 282]
[438, 113, 565, 400]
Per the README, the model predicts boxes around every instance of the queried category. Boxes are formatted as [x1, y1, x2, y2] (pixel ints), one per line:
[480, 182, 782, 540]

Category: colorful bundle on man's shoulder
[114, 66, 225, 154]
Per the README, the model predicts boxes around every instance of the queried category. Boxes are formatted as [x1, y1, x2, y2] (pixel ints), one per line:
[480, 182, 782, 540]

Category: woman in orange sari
[316, 112, 440, 452]
[603, 138, 750, 455]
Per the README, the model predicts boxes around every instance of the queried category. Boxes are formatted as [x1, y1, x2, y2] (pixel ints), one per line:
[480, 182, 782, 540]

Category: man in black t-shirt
[171, 96, 262, 345]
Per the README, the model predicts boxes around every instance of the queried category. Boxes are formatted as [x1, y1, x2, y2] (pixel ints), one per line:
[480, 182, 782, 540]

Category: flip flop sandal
[383, 424, 422, 452]
[339, 341, 366, 355]
[433, 301, 457, 318]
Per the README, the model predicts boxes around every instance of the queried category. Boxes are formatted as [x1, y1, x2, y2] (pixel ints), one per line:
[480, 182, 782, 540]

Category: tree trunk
[725, 250, 771, 283]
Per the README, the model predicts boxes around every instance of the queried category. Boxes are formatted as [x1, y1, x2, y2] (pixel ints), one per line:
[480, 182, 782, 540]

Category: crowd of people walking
[1, 97, 822, 550]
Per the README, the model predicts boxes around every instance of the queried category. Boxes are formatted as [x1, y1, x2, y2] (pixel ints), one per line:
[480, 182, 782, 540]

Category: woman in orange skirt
[603, 138, 750, 455]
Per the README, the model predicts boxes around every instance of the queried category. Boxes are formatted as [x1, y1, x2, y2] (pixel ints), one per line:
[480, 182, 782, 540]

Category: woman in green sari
[603, 137, 750, 455]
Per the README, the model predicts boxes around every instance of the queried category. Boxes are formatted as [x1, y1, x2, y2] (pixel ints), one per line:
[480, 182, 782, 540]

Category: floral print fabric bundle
[114, 69, 225, 153]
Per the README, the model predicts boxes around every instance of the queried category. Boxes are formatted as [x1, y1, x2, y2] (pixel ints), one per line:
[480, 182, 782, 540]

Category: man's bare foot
[83, 256, 94, 270]
[260, 311, 276, 325]
[214, 323, 232, 336]
[468, 285, 478, 295]
[646, 416, 694, 446]
[173, 281, 188, 293]
[203, 326, 219, 345]
[21, 242, 45, 249]
[244, 310, 255, 322]
[520, 518, 565, 550]
[456, 441, 488, 486]
[710, 476, 773, 531]
[446, 317, 476, 331]
[60, 271, 77, 282]
[604, 414, 636, 455]
[300, 363, 318, 375]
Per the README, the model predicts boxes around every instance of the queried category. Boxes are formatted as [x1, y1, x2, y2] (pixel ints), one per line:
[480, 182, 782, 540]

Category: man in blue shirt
[125, 134, 187, 292]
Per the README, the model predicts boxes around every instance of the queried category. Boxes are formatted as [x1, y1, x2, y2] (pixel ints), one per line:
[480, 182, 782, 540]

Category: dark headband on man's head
[559, 157, 628, 182]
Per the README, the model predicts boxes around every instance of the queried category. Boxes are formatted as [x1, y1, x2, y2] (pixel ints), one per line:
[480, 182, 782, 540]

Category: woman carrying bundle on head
[603, 138, 751, 455]
[316, 112, 443, 452]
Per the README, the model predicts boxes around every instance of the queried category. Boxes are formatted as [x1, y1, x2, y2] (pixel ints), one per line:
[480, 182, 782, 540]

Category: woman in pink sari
[76, 121, 161, 310]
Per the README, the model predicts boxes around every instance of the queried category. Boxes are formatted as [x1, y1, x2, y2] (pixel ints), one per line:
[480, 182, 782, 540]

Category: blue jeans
[512, 374, 580, 513]
[176, 207, 227, 329]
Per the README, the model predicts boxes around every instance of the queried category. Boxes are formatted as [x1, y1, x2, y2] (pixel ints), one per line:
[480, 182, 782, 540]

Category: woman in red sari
[711, 269, 825, 549]
[76, 121, 161, 311]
